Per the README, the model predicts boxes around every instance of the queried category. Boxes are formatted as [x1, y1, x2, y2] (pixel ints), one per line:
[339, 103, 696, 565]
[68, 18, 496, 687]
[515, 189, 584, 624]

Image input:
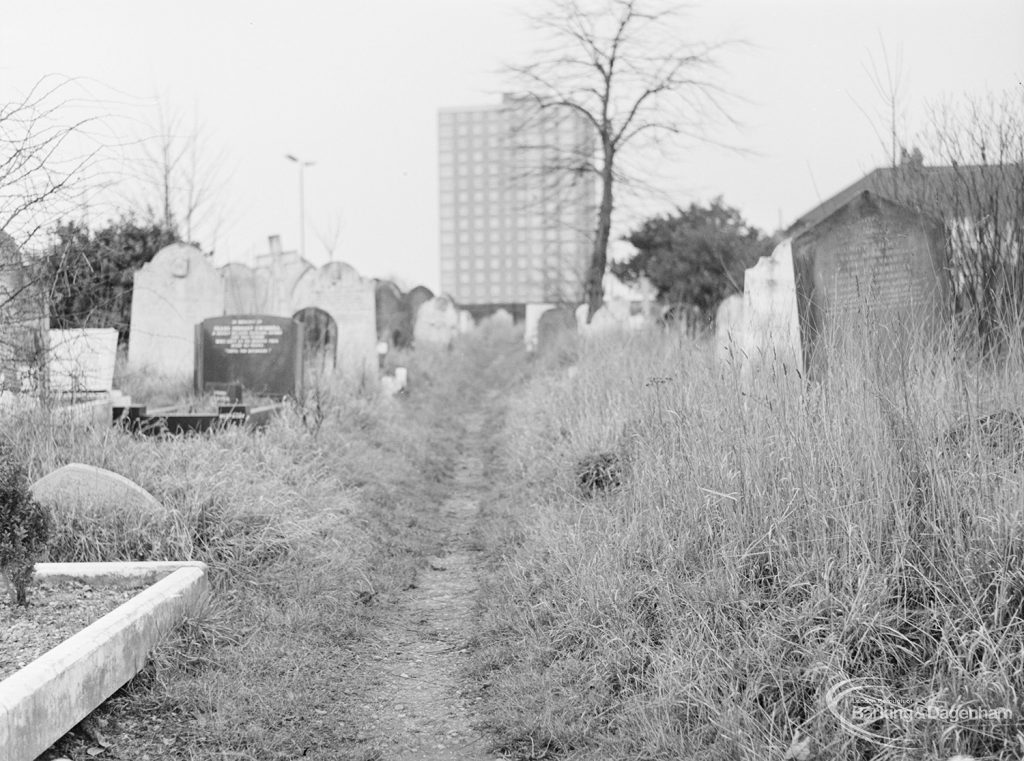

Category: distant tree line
[40, 215, 180, 344]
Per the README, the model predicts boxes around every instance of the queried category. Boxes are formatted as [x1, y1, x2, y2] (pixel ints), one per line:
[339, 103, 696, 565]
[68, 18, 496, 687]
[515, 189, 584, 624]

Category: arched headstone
[129, 244, 224, 376]
[288, 261, 377, 384]
[414, 295, 459, 347]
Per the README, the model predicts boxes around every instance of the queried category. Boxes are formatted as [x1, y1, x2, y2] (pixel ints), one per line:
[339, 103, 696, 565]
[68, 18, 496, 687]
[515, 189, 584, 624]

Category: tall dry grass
[477, 325, 1024, 760]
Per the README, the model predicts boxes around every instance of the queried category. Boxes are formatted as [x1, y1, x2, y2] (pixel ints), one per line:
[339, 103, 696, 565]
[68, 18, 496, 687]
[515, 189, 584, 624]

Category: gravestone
[195, 314, 302, 398]
[714, 293, 745, 365]
[791, 191, 950, 372]
[404, 285, 435, 337]
[375, 280, 409, 347]
[739, 239, 802, 374]
[537, 306, 577, 354]
[289, 261, 378, 385]
[48, 328, 119, 393]
[524, 303, 555, 351]
[414, 295, 460, 347]
[30, 463, 163, 514]
[129, 244, 224, 376]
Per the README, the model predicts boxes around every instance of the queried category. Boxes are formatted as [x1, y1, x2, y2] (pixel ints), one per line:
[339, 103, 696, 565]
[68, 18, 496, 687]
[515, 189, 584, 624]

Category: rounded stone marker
[30, 463, 163, 513]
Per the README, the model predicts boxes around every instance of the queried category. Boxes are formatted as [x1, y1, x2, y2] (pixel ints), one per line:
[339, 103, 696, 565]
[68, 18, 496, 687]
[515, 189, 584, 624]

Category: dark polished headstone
[791, 191, 950, 373]
[194, 314, 303, 399]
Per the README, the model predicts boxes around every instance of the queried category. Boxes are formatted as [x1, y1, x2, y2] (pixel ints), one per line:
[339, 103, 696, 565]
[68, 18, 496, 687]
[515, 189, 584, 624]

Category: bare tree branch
[506, 0, 738, 320]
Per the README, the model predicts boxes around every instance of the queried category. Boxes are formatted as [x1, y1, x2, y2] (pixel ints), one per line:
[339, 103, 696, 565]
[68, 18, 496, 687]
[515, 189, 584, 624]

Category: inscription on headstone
[791, 191, 950, 372]
[195, 315, 302, 398]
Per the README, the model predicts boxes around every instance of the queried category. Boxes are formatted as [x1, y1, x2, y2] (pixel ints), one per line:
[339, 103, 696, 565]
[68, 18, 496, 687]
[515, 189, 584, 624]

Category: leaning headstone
[537, 306, 577, 355]
[195, 314, 302, 399]
[48, 328, 119, 393]
[791, 191, 950, 373]
[30, 463, 163, 514]
[414, 296, 460, 347]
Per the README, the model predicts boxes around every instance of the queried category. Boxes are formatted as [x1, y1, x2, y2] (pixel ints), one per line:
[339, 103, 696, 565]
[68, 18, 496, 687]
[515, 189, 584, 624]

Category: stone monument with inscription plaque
[194, 314, 303, 399]
[791, 191, 950, 373]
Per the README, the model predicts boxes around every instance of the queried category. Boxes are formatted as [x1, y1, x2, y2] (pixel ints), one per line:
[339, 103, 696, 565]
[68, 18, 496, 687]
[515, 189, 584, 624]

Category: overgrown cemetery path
[343, 407, 495, 760]
[31, 336, 524, 761]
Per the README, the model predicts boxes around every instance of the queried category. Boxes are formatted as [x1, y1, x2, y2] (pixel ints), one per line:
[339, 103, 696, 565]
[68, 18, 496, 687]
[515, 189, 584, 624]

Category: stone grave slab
[30, 463, 163, 514]
[194, 314, 302, 399]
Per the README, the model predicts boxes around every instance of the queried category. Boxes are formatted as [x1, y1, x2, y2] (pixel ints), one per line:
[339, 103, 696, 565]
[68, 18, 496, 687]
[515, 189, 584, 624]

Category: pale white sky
[1, 0, 1021, 291]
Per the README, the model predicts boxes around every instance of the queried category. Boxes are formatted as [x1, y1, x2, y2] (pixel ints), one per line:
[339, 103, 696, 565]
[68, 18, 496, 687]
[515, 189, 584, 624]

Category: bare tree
[508, 0, 733, 320]
[133, 96, 233, 253]
[0, 76, 109, 395]
[0, 75, 105, 248]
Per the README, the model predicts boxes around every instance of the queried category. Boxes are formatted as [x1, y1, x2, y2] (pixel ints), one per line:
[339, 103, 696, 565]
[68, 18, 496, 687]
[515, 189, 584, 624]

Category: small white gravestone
[740, 239, 802, 374]
[414, 296, 460, 347]
[457, 310, 474, 334]
[48, 328, 119, 393]
[30, 463, 163, 514]
[524, 303, 555, 351]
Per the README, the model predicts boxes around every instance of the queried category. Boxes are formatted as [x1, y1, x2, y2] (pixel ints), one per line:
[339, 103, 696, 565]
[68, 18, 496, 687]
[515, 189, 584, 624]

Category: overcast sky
[1, 0, 1021, 290]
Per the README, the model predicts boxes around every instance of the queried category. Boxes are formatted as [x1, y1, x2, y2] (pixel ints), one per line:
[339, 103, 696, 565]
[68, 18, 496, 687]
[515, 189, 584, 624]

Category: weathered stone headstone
[195, 315, 302, 398]
[129, 244, 224, 376]
[740, 239, 802, 373]
[791, 191, 950, 372]
[537, 306, 577, 354]
[375, 280, 409, 348]
[414, 295, 460, 347]
[30, 463, 163, 514]
[405, 285, 435, 337]
[48, 328, 119, 393]
[289, 261, 378, 384]
[524, 303, 555, 351]
[485, 308, 514, 328]
[457, 310, 474, 334]
[714, 293, 745, 365]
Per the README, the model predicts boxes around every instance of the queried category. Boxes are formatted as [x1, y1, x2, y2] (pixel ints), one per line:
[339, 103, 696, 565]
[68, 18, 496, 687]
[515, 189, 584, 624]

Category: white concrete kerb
[0, 561, 210, 761]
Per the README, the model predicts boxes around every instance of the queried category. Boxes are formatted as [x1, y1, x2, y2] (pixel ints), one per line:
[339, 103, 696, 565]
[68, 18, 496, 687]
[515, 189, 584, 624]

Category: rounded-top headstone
[30, 464, 163, 513]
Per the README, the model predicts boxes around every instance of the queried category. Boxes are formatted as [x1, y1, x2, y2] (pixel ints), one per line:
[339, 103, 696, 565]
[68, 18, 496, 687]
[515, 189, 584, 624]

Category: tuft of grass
[475, 325, 1024, 760]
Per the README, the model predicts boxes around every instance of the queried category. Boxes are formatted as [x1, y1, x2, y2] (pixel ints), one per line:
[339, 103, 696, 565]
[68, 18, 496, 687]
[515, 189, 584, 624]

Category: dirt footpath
[347, 412, 497, 761]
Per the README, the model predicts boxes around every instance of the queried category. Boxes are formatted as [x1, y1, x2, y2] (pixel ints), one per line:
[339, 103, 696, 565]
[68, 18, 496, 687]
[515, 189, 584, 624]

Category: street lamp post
[285, 153, 315, 259]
